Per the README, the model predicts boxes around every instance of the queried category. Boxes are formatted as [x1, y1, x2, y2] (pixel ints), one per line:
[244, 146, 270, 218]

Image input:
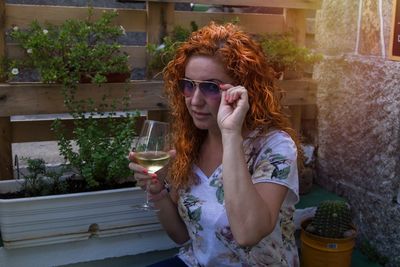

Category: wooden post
[0, 1, 13, 180]
[146, 1, 174, 46]
[284, 8, 306, 45]
[284, 8, 306, 136]
[146, 1, 174, 122]
[0, 117, 12, 180]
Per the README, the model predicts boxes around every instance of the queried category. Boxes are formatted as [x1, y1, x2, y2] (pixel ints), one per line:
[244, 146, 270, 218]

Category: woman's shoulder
[247, 128, 296, 152]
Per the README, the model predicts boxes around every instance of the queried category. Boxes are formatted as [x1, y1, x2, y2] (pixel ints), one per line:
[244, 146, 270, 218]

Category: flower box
[0, 179, 161, 249]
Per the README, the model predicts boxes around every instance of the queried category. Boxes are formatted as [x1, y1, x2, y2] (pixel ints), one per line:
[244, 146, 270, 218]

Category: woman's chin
[192, 118, 219, 131]
[193, 121, 209, 130]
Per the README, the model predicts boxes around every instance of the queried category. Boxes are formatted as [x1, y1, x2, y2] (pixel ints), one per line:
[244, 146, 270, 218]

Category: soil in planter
[0, 179, 136, 199]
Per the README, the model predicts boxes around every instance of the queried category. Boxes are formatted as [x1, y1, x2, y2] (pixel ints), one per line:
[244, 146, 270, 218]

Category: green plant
[52, 95, 139, 191]
[9, 7, 130, 89]
[146, 22, 198, 78]
[0, 56, 18, 82]
[20, 158, 68, 197]
[259, 33, 322, 77]
[305, 200, 354, 238]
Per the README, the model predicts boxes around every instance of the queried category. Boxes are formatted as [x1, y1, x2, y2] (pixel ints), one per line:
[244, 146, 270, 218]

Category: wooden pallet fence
[0, 0, 321, 179]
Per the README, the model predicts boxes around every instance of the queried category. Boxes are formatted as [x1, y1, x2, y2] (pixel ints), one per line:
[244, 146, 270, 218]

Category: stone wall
[314, 0, 400, 265]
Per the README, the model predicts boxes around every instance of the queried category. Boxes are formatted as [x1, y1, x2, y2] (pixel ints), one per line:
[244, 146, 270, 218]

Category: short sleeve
[250, 131, 299, 205]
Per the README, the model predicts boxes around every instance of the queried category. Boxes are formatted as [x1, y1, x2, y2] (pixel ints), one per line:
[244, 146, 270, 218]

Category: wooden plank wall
[0, 0, 321, 179]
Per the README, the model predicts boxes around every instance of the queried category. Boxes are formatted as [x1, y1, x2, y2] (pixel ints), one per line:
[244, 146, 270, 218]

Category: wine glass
[132, 120, 171, 211]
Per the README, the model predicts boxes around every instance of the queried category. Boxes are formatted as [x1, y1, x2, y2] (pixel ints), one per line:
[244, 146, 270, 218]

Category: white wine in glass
[133, 120, 171, 211]
[134, 151, 170, 174]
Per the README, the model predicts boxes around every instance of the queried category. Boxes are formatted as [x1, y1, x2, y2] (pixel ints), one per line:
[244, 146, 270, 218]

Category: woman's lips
[192, 110, 210, 118]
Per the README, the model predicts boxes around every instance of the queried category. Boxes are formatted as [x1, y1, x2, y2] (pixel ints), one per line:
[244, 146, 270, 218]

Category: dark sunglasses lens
[199, 82, 220, 97]
[178, 79, 195, 97]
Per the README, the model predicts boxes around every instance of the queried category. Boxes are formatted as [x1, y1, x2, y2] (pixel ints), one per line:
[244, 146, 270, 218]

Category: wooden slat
[174, 11, 284, 34]
[0, 81, 168, 117]
[147, 110, 170, 122]
[277, 79, 317, 105]
[0, 79, 315, 117]
[11, 116, 146, 143]
[122, 46, 147, 68]
[5, 4, 147, 32]
[144, 0, 322, 10]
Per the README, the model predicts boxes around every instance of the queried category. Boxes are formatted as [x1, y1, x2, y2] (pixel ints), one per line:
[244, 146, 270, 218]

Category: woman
[129, 22, 300, 266]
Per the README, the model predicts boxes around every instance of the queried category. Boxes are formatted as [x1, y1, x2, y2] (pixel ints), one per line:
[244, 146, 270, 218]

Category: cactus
[306, 200, 353, 238]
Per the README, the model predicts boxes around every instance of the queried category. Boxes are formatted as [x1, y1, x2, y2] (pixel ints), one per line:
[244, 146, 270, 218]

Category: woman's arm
[152, 188, 190, 245]
[217, 85, 291, 247]
[222, 133, 288, 247]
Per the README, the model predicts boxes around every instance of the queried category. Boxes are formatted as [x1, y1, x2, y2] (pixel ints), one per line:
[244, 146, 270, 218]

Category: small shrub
[21, 158, 68, 197]
[52, 95, 139, 191]
[259, 33, 322, 77]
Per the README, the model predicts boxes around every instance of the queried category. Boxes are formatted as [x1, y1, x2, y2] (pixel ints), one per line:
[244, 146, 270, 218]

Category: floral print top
[177, 130, 300, 267]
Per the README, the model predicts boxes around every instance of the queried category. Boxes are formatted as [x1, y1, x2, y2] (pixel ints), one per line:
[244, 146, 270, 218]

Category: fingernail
[142, 169, 148, 174]
[151, 173, 158, 179]
[152, 179, 159, 184]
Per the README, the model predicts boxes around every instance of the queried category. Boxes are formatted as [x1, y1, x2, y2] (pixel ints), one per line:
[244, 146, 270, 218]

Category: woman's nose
[190, 85, 205, 105]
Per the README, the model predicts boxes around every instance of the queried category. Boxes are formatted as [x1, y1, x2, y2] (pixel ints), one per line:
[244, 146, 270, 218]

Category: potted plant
[8, 7, 131, 89]
[259, 33, 322, 79]
[300, 200, 357, 267]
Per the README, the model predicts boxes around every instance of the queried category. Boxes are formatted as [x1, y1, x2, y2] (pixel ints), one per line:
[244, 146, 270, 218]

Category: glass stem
[145, 177, 152, 206]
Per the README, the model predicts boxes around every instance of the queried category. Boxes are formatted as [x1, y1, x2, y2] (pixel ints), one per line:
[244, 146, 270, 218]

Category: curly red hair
[163, 22, 299, 191]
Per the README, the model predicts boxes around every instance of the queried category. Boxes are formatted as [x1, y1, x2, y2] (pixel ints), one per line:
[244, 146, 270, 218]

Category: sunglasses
[178, 78, 221, 98]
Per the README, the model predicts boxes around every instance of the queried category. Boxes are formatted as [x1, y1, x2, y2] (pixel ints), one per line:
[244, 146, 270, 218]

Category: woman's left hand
[217, 84, 250, 134]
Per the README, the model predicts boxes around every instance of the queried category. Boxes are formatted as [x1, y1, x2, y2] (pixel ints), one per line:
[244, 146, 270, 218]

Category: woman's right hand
[128, 150, 176, 194]
[128, 151, 164, 194]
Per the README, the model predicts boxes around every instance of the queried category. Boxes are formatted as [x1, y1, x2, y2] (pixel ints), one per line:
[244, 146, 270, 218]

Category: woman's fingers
[129, 148, 174, 192]
[220, 84, 248, 104]
[128, 161, 148, 174]
[225, 86, 249, 108]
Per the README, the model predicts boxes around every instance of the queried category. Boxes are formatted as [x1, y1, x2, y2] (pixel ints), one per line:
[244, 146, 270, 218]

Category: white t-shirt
[177, 130, 300, 267]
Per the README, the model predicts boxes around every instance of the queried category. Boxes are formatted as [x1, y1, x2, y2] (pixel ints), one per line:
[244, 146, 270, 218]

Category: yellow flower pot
[300, 219, 356, 267]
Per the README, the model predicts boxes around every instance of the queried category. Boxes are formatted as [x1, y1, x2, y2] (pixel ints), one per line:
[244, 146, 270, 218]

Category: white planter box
[0, 179, 162, 249]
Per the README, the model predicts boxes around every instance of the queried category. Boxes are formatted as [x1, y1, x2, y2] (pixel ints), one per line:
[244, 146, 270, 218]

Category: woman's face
[183, 55, 234, 131]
